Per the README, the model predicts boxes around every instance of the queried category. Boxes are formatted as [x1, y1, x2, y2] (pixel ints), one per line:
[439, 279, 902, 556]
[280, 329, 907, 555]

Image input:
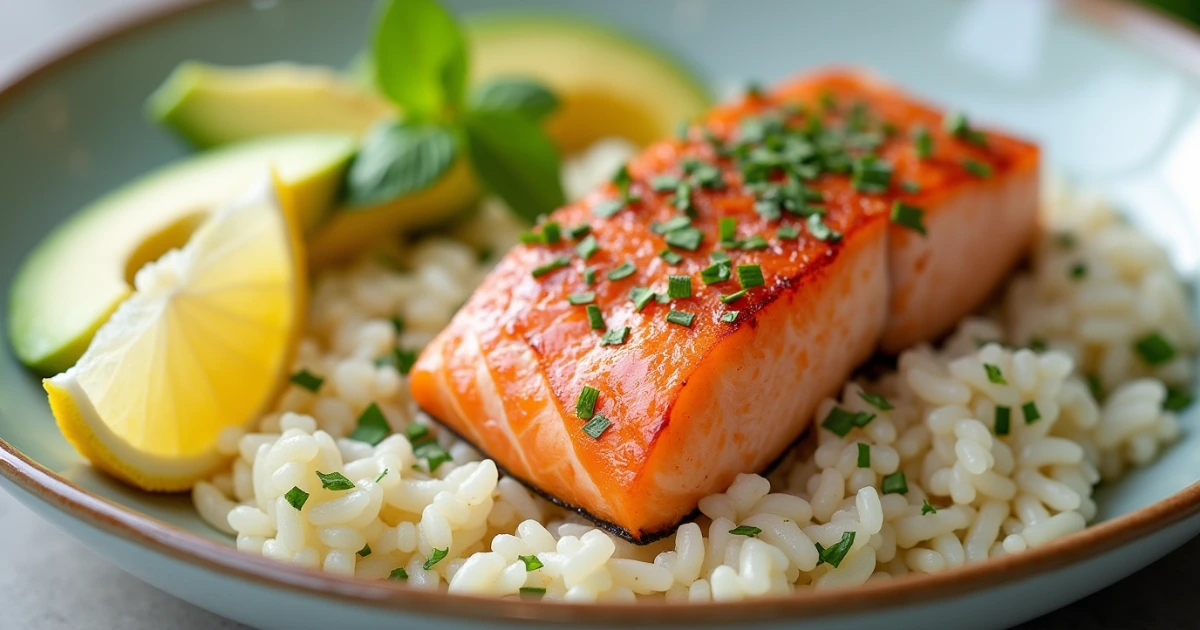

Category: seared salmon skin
[411, 69, 1039, 541]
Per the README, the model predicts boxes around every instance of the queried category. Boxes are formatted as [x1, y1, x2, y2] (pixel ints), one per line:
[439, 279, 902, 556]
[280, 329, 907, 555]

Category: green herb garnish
[807, 214, 842, 242]
[415, 441, 452, 473]
[583, 266, 597, 285]
[858, 391, 893, 411]
[995, 406, 1011, 436]
[592, 199, 625, 219]
[664, 227, 704, 251]
[815, 531, 855, 568]
[289, 369, 324, 393]
[881, 471, 908, 495]
[284, 486, 309, 511]
[913, 125, 933, 158]
[375, 469, 389, 483]
[666, 310, 695, 327]
[1165, 388, 1194, 412]
[1069, 262, 1087, 280]
[736, 264, 764, 289]
[423, 548, 448, 570]
[720, 289, 747, 304]
[857, 443, 871, 468]
[668, 275, 693, 299]
[519, 555, 544, 571]
[600, 326, 630, 346]
[921, 500, 937, 515]
[851, 156, 893, 193]
[316, 471, 355, 491]
[576, 386, 600, 420]
[389, 567, 409, 580]
[631, 287, 657, 312]
[821, 407, 875, 437]
[728, 525, 762, 537]
[962, 158, 993, 178]
[349, 403, 391, 446]
[1135, 332, 1177, 366]
[358, 544, 372, 558]
[778, 224, 800, 240]
[567, 292, 595, 305]
[582, 414, 611, 439]
[1022, 401, 1041, 424]
[889, 202, 926, 235]
[519, 587, 546, 598]
[531, 256, 570, 278]
[607, 261, 637, 281]
[983, 363, 1006, 385]
[651, 175, 681, 192]
[660, 249, 683, 265]
[576, 235, 599, 260]
[586, 304, 606, 330]
[720, 311, 739, 323]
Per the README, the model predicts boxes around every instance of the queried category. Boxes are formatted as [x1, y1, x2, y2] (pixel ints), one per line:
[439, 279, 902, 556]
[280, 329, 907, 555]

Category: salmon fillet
[411, 68, 1039, 541]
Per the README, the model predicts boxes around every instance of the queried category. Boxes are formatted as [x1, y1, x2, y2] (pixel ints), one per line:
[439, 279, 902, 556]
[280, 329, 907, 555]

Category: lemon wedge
[44, 173, 306, 491]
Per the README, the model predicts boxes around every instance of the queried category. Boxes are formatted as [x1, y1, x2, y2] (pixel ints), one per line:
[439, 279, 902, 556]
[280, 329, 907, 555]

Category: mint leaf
[462, 110, 565, 222]
[469, 77, 559, 122]
[344, 121, 457, 207]
[372, 0, 467, 118]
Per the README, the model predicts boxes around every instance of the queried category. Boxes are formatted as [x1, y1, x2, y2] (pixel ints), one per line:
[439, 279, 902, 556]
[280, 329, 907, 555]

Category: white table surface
[1, 1, 1198, 628]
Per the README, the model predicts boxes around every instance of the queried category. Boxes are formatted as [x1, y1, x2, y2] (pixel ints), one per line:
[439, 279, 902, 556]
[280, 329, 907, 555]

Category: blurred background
[1144, 0, 1200, 25]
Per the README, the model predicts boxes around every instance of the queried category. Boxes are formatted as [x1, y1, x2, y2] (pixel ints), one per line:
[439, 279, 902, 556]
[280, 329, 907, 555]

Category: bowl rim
[3, 0, 1200, 624]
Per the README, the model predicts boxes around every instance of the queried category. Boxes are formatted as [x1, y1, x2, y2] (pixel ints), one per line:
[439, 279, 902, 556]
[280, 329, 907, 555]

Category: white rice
[192, 142, 1196, 601]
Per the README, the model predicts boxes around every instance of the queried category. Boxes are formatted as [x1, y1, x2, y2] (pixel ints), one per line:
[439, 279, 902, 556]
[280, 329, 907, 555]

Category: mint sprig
[347, 0, 565, 221]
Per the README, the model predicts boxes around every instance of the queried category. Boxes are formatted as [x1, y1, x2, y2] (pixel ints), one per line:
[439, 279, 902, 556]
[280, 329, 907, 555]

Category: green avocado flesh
[8, 133, 356, 376]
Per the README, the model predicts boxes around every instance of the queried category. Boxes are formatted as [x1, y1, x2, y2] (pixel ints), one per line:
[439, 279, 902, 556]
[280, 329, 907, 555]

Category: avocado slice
[148, 62, 393, 149]
[8, 133, 356, 375]
[467, 14, 711, 152]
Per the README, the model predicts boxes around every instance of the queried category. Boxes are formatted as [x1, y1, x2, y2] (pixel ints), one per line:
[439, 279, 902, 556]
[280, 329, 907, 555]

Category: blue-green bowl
[4, 1, 1200, 628]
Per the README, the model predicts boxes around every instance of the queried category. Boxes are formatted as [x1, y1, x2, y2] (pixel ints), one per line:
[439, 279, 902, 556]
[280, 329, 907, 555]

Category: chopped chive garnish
[653, 215, 693, 234]
[582, 414, 611, 439]
[889, 202, 926, 236]
[316, 471, 355, 491]
[881, 471, 908, 495]
[567, 224, 590, 239]
[668, 275, 693, 299]
[390, 316, 405, 333]
[858, 391, 894, 411]
[701, 261, 732, 285]
[913, 125, 933, 158]
[651, 175, 681, 192]
[592, 199, 625, 219]
[851, 156, 893, 193]
[1165, 388, 1194, 411]
[583, 266, 597, 285]
[393, 348, 418, 375]
[423, 548, 448, 570]
[857, 443, 871, 468]
[664, 227, 704, 251]
[405, 423, 432, 445]
[1086, 374, 1103, 399]
[375, 469, 388, 483]
[944, 111, 987, 146]
[1028, 337, 1048, 352]
[807, 214, 842, 242]
[820, 407, 858, 437]
[576, 235, 599, 260]
[852, 412, 876, 428]
[568, 292, 596, 305]
[720, 289, 747, 304]
[284, 486, 309, 511]
[672, 181, 694, 215]
[720, 311, 739, 323]
[745, 81, 764, 98]
[1135, 332, 1177, 366]
[389, 567, 409, 580]
[358, 543, 372, 558]
[921, 500, 938, 515]
[519, 555, 544, 571]
[719, 217, 737, 243]
[983, 363, 1006, 385]
[665, 310, 695, 327]
[585, 304, 606, 330]
[612, 163, 632, 188]
[414, 441, 452, 473]
[600, 326, 630, 346]
[607, 261, 637, 281]
[660, 249, 683, 265]
[1069, 262, 1087, 280]
[962, 158, 993, 178]
[711, 252, 731, 262]
[815, 531, 855, 568]
[778, 224, 800, 240]
[995, 406, 1011, 435]
[289, 369, 324, 393]
[736, 264, 764, 289]
[728, 525, 762, 537]
[631, 287, 657, 311]
[1055, 232, 1077, 249]
[531, 256, 571, 278]
[519, 587, 547, 598]
[519, 231, 543, 245]
[1022, 402, 1041, 424]
[576, 386, 600, 420]
[738, 234, 769, 250]
[901, 180, 921, 193]
[541, 221, 562, 244]
[348, 402, 391, 446]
